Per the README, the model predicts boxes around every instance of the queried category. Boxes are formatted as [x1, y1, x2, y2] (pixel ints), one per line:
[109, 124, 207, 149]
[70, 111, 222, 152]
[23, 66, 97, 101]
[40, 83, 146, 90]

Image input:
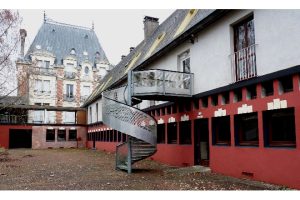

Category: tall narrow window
[96, 103, 98, 122]
[235, 113, 259, 146]
[57, 129, 66, 141]
[89, 106, 92, 123]
[232, 15, 256, 82]
[66, 84, 74, 98]
[157, 124, 165, 144]
[179, 120, 192, 144]
[212, 116, 231, 145]
[178, 50, 190, 73]
[43, 80, 50, 94]
[69, 130, 77, 141]
[167, 122, 177, 144]
[46, 129, 55, 142]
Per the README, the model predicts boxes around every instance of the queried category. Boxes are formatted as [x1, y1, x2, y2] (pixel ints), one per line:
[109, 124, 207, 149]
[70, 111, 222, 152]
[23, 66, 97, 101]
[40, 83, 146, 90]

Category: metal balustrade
[231, 44, 257, 82]
[31, 67, 56, 76]
[63, 94, 75, 102]
[132, 69, 194, 97]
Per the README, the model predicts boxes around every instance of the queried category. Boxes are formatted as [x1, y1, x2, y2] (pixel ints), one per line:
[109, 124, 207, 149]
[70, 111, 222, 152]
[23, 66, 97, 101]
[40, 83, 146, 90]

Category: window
[161, 108, 165, 116]
[157, 124, 165, 144]
[221, 92, 229, 105]
[70, 48, 76, 55]
[166, 106, 171, 115]
[69, 130, 77, 141]
[278, 76, 293, 94]
[46, 129, 55, 142]
[179, 121, 192, 144]
[113, 130, 117, 142]
[117, 131, 121, 142]
[193, 99, 199, 110]
[211, 95, 218, 106]
[167, 122, 177, 144]
[232, 15, 256, 81]
[44, 61, 50, 68]
[185, 101, 191, 112]
[246, 85, 257, 100]
[172, 104, 177, 114]
[33, 103, 44, 123]
[84, 66, 89, 75]
[57, 129, 66, 141]
[212, 116, 231, 145]
[263, 108, 296, 148]
[178, 51, 190, 73]
[233, 88, 242, 102]
[178, 102, 184, 113]
[155, 109, 160, 116]
[96, 103, 98, 122]
[43, 80, 50, 94]
[201, 97, 208, 108]
[66, 84, 74, 98]
[89, 107, 92, 123]
[83, 86, 90, 96]
[65, 63, 74, 72]
[34, 79, 42, 94]
[63, 112, 75, 124]
[235, 113, 259, 146]
[261, 81, 274, 97]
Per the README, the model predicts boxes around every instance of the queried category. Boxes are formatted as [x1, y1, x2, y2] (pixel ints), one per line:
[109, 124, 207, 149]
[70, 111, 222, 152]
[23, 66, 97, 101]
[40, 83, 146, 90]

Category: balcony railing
[0, 114, 27, 124]
[31, 67, 56, 76]
[63, 94, 75, 102]
[231, 44, 257, 82]
[64, 71, 76, 79]
[131, 69, 194, 97]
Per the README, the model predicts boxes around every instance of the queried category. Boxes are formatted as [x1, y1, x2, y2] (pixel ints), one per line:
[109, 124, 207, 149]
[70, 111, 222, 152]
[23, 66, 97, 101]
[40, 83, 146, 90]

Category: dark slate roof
[25, 19, 109, 65]
[83, 9, 228, 107]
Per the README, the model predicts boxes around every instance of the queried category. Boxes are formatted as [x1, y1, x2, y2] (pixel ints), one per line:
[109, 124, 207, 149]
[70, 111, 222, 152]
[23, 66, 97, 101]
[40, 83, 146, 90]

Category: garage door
[9, 129, 32, 148]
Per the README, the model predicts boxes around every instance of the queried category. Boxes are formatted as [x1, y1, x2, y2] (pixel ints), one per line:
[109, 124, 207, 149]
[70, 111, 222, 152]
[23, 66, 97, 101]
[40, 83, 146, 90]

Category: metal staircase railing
[102, 69, 193, 173]
[102, 84, 157, 173]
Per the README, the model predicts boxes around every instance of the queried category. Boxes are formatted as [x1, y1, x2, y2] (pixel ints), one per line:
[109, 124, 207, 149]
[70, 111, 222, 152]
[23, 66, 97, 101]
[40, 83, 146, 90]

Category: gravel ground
[0, 148, 289, 190]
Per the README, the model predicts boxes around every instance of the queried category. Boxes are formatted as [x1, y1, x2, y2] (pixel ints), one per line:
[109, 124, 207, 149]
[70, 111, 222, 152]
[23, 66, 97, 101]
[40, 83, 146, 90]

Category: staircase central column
[127, 70, 133, 174]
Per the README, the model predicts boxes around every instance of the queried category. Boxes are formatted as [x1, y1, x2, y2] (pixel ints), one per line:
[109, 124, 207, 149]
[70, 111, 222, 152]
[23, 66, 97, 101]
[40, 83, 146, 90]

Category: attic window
[70, 48, 76, 55]
[83, 51, 88, 56]
[85, 66, 89, 75]
[95, 52, 100, 58]
[84, 34, 88, 39]
[36, 45, 41, 50]
[52, 29, 55, 32]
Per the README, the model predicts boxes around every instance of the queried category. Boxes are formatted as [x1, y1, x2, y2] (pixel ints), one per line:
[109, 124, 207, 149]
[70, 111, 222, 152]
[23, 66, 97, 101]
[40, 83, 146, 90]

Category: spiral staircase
[102, 69, 194, 173]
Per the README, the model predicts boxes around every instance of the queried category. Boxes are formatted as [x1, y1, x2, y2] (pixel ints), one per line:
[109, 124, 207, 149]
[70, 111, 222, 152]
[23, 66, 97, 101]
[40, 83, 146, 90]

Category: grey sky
[18, 9, 174, 65]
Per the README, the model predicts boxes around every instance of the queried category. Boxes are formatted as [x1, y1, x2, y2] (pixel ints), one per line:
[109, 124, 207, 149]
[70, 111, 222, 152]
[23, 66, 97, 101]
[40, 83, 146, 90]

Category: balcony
[131, 69, 194, 99]
[0, 114, 27, 124]
[231, 44, 257, 82]
[63, 94, 75, 102]
[64, 71, 76, 79]
[32, 67, 56, 76]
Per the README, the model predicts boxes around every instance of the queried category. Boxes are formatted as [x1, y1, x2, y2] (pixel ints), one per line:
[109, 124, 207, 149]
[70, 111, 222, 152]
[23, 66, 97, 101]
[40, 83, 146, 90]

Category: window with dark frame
[66, 84, 74, 98]
[161, 108, 165, 116]
[201, 96, 208, 108]
[212, 116, 231, 145]
[261, 81, 274, 97]
[193, 99, 199, 110]
[235, 113, 259, 146]
[278, 76, 293, 94]
[122, 133, 126, 142]
[233, 15, 256, 82]
[96, 103, 98, 122]
[263, 108, 296, 148]
[46, 129, 55, 142]
[179, 120, 192, 145]
[113, 130, 117, 142]
[221, 92, 230, 105]
[157, 124, 166, 144]
[167, 122, 177, 144]
[178, 102, 184, 113]
[184, 101, 191, 112]
[233, 88, 242, 102]
[246, 85, 257, 100]
[69, 129, 77, 141]
[166, 106, 171, 115]
[117, 131, 121, 142]
[211, 95, 218, 106]
[172, 104, 177, 114]
[57, 129, 66, 141]
[155, 109, 160, 116]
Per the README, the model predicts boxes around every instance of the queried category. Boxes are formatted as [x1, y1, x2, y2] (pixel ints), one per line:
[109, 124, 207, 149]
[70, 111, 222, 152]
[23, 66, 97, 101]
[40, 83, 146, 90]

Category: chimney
[143, 16, 159, 40]
[130, 47, 135, 52]
[19, 29, 27, 58]
[121, 55, 126, 60]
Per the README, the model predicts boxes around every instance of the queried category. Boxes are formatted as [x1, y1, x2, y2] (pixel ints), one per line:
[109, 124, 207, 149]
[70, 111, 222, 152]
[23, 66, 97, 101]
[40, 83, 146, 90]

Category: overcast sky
[18, 10, 174, 65]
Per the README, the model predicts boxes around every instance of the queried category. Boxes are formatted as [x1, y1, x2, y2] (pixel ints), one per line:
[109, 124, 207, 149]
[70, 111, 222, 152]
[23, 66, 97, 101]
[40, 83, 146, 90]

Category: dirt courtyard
[0, 148, 289, 190]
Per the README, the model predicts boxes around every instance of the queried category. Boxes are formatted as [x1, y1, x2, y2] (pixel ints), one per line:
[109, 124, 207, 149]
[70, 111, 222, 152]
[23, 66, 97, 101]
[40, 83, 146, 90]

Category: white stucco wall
[87, 99, 103, 124]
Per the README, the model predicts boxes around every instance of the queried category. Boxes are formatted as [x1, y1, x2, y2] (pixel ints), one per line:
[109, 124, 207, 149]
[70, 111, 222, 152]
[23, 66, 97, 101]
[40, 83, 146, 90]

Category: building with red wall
[83, 9, 300, 189]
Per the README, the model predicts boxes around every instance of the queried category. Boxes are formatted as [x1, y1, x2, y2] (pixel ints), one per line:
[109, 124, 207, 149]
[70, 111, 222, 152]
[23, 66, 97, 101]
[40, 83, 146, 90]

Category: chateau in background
[16, 17, 111, 124]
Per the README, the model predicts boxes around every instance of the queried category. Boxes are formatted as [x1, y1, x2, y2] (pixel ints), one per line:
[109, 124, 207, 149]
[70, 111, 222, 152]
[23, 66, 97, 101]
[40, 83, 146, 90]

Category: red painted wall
[0, 125, 32, 148]
[88, 74, 300, 189]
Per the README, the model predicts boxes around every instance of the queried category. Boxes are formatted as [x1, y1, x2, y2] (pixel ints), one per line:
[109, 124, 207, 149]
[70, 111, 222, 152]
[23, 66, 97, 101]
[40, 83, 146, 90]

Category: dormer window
[70, 48, 76, 55]
[85, 66, 89, 75]
[95, 52, 100, 58]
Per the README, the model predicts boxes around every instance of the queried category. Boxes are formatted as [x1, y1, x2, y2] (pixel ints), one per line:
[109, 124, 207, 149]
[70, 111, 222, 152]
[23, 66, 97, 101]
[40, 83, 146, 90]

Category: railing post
[127, 137, 132, 174]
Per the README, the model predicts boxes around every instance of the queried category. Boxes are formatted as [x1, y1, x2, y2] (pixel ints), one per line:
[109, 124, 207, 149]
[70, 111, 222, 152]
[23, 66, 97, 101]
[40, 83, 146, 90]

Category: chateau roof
[25, 19, 109, 65]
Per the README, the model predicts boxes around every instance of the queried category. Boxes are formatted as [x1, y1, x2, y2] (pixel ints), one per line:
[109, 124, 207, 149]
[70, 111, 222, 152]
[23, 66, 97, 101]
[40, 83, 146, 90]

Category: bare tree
[0, 9, 22, 98]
